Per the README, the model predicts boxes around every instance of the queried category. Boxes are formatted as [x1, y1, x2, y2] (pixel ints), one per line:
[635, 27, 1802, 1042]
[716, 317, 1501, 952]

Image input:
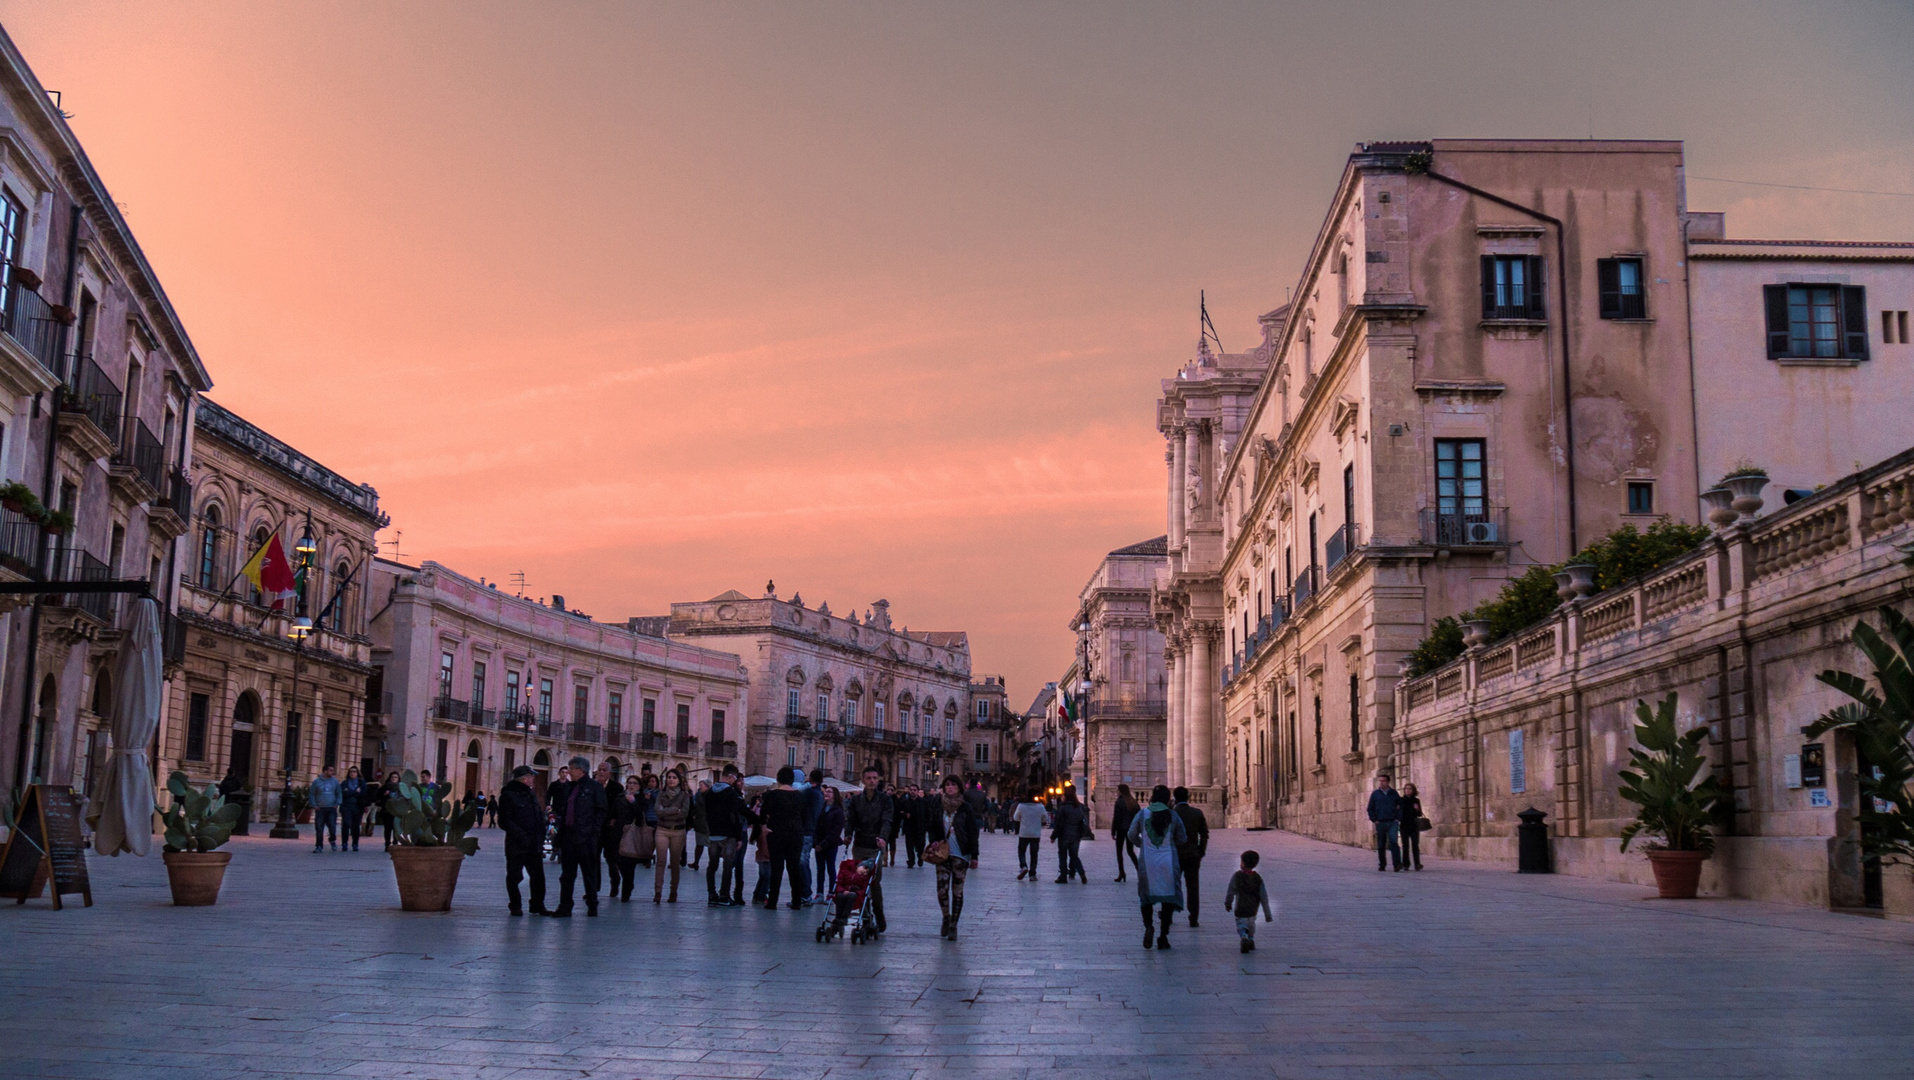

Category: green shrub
[1574, 521, 1713, 592]
[1405, 616, 1464, 678]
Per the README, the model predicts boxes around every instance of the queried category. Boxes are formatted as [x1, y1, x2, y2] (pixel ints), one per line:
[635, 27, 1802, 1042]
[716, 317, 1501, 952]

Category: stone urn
[1464, 619, 1493, 648]
[1553, 570, 1576, 602]
[1644, 849, 1706, 899]
[1563, 562, 1597, 599]
[1700, 487, 1738, 528]
[1724, 473, 1768, 519]
[163, 850, 233, 907]
[389, 845, 466, 912]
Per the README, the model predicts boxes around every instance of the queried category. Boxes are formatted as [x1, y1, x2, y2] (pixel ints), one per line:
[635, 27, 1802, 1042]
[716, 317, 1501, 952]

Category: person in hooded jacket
[499, 766, 550, 916]
[1128, 784, 1189, 949]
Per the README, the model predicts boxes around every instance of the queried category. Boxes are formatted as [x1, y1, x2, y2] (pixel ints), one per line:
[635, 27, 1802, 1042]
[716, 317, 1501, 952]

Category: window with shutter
[1481, 255, 1544, 320]
[1598, 258, 1645, 319]
[1843, 286, 1870, 359]
[1765, 283, 1869, 360]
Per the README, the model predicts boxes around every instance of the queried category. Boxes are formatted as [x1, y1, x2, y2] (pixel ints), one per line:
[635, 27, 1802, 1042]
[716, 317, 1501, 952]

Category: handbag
[617, 824, 646, 859]
[923, 840, 951, 866]
[1415, 816, 1432, 833]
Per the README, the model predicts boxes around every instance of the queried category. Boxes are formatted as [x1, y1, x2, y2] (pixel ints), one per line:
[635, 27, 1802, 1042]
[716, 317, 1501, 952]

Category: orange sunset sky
[5, 2, 1909, 703]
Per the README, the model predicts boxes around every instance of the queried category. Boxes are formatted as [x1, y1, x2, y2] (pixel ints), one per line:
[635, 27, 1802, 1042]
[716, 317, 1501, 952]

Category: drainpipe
[1421, 168, 1580, 556]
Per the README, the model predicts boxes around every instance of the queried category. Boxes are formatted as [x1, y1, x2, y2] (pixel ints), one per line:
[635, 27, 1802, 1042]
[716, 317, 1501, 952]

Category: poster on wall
[1509, 729, 1526, 795]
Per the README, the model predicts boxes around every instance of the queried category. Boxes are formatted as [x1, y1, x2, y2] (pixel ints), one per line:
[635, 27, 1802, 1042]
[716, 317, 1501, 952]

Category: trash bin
[1517, 806, 1551, 873]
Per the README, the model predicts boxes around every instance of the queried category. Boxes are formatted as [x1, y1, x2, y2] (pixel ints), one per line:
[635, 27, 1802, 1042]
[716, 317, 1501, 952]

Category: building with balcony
[0, 27, 214, 802]
[368, 561, 747, 804]
[1015, 681, 1072, 797]
[663, 586, 972, 786]
[958, 674, 1018, 801]
[155, 401, 386, 819]
[1073, 536, 1169, 827]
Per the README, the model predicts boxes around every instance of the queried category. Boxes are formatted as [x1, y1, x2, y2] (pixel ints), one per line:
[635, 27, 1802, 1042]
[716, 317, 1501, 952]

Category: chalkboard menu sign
[0, 785, 92, 909]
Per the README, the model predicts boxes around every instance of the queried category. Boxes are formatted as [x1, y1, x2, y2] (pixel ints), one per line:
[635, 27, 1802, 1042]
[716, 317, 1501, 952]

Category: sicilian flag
[239, 532, 298, 610]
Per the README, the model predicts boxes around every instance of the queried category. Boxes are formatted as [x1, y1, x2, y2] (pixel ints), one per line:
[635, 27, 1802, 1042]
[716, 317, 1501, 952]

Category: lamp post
[269, 515, 320, 839]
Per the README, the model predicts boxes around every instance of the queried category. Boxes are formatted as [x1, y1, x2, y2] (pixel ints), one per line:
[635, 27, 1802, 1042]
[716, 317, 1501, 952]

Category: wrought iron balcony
[1419, 506, 1510, 547]
[1, 267, 63, 377]
[638, 731, 669, 752]
[467, 706, 494, 729]
[603, 729, 628, 750]
[161, 609, 187, 667]
[705, 740, 738, 760]
[63, 355, 123, 451]
[675, 735, 700, 756]
[1293, 566, 1317, 608]
[1083, 697, 1168, 720]
[431, 695, 469, 723]
[1324, 522, 1359, 572]
[570, 722, 602, 744]
[784, 713, 811, 730]
[0, 506, 40, 576]
[112, 417, 165, 495]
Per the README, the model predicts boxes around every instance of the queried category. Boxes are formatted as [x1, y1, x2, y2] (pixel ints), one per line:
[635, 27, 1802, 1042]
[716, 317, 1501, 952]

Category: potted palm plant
[159, 771, 243, 905]
[1805, 607, 1913, 883]
[1618, 693, 1724, 898]
[384, 770, 479, 911]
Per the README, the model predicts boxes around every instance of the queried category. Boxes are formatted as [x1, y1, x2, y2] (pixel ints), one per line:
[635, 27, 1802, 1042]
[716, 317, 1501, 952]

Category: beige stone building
[1394, 448, 1914, 919]
[158, 401, 385, 818]
[960, 674, 1018, 800]
[1072, 536, 1169, 827]
[666, 587, 973, 785]
[368, 560, 746, 802]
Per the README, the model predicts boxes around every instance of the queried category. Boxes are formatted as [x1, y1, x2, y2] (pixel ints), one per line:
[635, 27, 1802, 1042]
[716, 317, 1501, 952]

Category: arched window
[466, 740, 481, 760]
[332, 559, 354, 630]
[197, 505, 221, 586]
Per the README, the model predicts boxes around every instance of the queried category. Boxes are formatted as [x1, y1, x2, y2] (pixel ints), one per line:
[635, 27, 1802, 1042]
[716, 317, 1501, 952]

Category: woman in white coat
[1128, 783, 1188, 949]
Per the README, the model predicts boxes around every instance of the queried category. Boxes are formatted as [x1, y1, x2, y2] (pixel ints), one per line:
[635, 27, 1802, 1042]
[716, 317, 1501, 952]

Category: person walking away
[759, 767, 808, 909]
[640, 773, 662, 868]
[652, 768, 691, 902]
[546, 766, 573, 864]
[1129, 785, 1188, 949]
[1172, 787, 1209, 925]
[688, 779, 710, 870]
[553, 756, 608, 916]
[842, 765, 894, 934]
[1397, 782, 1425, 871]
[339, 767, 365, 852]
[1367, 774, 1403, 872]
[1051, 787, 1091, 883]
[926, 775, 981, 940]
[500, 765, 550, 916]
[1013, 796, 1048, 880]
[378, 771, 402, 849]
[797, 769, 824, 905]
[704, 766, 748, 905]
[814, 785, 844, 901]
[901, 784, 927, 869]
[471, 790, 486, 831]
[1223, 850, 1275, 953]
[883, 782, 904, 867]
[601, 765, 635, 902]
[309, 766, 342, 852]
[1111, 784, 1139, 882]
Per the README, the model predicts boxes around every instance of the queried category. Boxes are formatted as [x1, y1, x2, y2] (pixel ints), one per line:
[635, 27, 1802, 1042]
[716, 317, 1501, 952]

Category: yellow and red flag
[239, 532, 297, 608]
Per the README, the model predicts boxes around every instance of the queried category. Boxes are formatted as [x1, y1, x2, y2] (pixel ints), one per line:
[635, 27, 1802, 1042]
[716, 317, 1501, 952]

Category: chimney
[1685, 211, 1726, 241]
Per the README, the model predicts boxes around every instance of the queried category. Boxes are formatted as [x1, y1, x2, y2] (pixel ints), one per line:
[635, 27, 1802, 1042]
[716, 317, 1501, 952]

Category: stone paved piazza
[4, 827, 1912, 1079]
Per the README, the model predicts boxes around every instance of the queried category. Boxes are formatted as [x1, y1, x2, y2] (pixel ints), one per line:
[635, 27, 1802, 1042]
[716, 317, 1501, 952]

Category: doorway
[464, 740, 482, 801]
[1858, 741, 1885, 910]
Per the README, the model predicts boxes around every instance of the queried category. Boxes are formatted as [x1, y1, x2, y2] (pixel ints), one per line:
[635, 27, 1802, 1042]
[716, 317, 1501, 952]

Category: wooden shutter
[1843, 285, 1870, 359]
[1480, 256, 1497, 319]
[1764, 284, 1791, 357]
[1597, 259, 1621, 319]
[1525, 256, 1546, 319]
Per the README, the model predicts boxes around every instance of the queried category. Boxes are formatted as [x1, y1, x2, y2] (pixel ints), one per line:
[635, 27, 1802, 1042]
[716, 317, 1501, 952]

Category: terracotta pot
[1645, 848, 1706, 899]
[296, 809, 312, 824]
[163, 850, 233, 906]
[389, 845, 465, 912]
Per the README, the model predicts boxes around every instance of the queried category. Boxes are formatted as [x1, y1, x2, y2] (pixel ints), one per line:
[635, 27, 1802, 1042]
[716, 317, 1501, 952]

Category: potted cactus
[384, 770, 479, 911]
[1618, 693, 1725, 898]
[159, 771, 243, 906]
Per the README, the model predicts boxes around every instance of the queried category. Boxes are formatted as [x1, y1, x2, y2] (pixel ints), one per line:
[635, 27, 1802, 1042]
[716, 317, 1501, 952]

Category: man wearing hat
[499, 765, 550, 916]
[553, 755, 609, 917]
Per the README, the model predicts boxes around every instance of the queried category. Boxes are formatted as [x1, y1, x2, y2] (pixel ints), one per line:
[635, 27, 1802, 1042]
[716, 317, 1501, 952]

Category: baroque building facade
[369, 560, 747, 803]
[1072, 536, 1169, 827]
[962, 674, 1019, 800]
[665, 586, 973, 786]
[0, 27, 213, 803]
[158, 401, 385, 819]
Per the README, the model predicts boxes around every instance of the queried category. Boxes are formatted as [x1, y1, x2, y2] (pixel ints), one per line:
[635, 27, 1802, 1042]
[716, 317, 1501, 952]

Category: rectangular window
[847, 750, 856, 775]
[608, 692, 622, 733]
[1348, 673, 1360, 755]
[438, 652, 454, 698]
[538, 678, 553, 722]
[1766, 283, 1868, 360]
[975, 742, 989, 764]
[573, 685, 588, 725]
[435, 737, 448, 781]
[675, 702, 691, 740]
[1435, 439, 1487, 518]
[642, 697, 656, 734]
[711, 709, 726, 750]
[1627, 481, 1655, 515]
[786, 688, 801, 722]
[324, 717, 340, 770]
[875, 702, 887, 731]
[1312, 695, 1323, 768]
[186, 693, 209, 761]
[0, 190, 22, 315]
[976, 699, 989, 722]
[505, 670, 520, 714]
[470, 661, 486, 707]
[817, 746, 828, 770]
[817, 693, 829, 723]
[788, 745, 798, 767]
[1597, 257, 1646, 319]
[1480, 254, 1545, 320]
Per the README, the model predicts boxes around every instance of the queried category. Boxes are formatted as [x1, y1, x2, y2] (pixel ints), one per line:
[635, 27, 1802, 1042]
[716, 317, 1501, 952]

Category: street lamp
[270, 512, 321, 839]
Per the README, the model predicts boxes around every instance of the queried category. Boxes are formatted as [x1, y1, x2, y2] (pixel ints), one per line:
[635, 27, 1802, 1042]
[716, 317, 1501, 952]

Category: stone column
[1185, 424, 1202, 524]
[1164, 645, 1181, 787]
[1168, 436, 1184, 550]
[1190, 626, 1214, 787]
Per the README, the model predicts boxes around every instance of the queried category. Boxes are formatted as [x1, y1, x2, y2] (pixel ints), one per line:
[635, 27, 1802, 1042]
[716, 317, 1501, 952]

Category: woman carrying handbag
[1397, 782, 1427, 872]
[924, 775, 981, 941]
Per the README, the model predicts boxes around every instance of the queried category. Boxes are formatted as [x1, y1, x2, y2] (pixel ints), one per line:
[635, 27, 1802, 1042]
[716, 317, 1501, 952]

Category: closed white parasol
[87, 597, 163, 856]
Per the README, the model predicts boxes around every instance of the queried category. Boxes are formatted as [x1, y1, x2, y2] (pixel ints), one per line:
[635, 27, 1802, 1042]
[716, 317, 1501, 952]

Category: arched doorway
[532, 749, 552, 803]
[464, 739, 482, 801]
[25, 676, 57, 784]
[230, 692, 260, 790]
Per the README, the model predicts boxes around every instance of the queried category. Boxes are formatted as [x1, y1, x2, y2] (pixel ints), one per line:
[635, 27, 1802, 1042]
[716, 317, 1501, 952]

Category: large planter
[296, 809, 313, 824]
[1700, 486, 1738, 528]
[1724, 474, 1768, 519]
[1645, 849, 1706, 899]
[389, 845, 466, 912]
[163, 850, 233, 906]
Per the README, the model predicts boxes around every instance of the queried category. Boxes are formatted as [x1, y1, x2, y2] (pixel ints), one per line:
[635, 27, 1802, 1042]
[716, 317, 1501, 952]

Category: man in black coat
[900, 785, 928, 868]
[552, 756, 609, 917]
[703, 764, 749, 905]
[498, 766, 550, 916]
[842, 765, 895, 933]
[1172, 787, 1210, 927]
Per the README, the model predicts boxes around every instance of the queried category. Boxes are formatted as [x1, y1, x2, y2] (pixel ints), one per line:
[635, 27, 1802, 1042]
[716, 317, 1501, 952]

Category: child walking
[1223, 850, 1275, 953]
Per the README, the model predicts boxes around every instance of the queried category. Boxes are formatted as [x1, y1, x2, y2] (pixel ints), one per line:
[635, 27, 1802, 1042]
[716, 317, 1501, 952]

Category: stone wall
[1387, 447, 1914, 919]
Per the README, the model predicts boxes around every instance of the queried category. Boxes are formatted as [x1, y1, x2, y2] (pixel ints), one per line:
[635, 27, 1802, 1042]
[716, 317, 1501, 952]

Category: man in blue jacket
[1367, 774, 1403, 872]
[309, 766, 342, 852]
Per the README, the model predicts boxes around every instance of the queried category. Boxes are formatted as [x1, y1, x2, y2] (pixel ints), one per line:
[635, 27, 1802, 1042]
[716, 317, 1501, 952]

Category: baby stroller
[816, 854, 881, 944]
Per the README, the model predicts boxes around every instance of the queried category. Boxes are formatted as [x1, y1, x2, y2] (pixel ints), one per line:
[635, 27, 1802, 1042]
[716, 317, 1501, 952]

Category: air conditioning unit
[1464, 521, 1500, 544]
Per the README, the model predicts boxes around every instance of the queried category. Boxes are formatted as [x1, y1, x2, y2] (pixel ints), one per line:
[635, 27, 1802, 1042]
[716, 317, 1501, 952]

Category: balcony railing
[467, 706, 494, 729]
[638, 731, 668, 752]
[50, 548, 114, 623]
[162, 609, 187, 666]
[65, 355, 123, 448]
[163, 469, 193, 519]
[814, 719, 841, 739]
[497, 705, 533, 730]
[569, 722, 602, 744]
[1293, 566, 1317, 608]
[2, 267, 64, 376]
[113, 418, 165, 493]
[1324, 522, 1358, 572]
[0, 506, 40, 574]
[784, 713, 811, 730]
[705, 740, 738, 760]
[1420, 506, 1510, 547]
[603, 729, 628, 750]
[675, 736, 700, 756]
[431, 695, 469, 723]
[1084, 697, 1169, 720]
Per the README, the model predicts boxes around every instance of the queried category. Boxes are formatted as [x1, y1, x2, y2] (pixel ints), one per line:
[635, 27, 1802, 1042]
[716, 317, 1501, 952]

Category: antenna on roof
[510, 570, 528, 596]
[1200, 290, 1225, 355]
[379, 530, 408, 559]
